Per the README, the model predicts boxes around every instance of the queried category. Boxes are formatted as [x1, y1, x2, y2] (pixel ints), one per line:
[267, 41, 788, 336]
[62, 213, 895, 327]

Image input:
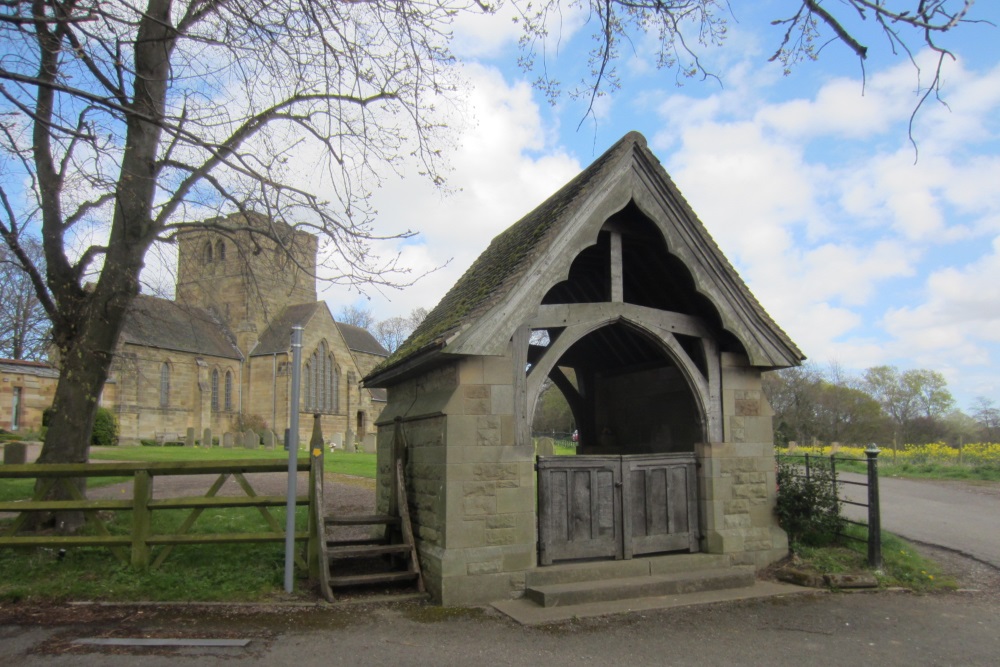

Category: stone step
[525, 566, 756, 608]
[526, 553, 731, 588]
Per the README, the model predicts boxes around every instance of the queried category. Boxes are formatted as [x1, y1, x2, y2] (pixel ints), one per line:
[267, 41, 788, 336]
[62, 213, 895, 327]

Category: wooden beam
[529, 303, 711, 338]
[610, 231, 623, 303]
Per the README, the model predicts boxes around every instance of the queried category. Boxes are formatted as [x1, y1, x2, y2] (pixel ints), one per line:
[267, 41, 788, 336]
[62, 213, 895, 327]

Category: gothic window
[224, 371, 233, 411]
[216, 240, 226, 261]
[302, 342, 338, 414]
[302, 363, 312, 412]
[211, 369, 219, 412]
[160, 362, 170, 408]
[204, 241, 213, 262]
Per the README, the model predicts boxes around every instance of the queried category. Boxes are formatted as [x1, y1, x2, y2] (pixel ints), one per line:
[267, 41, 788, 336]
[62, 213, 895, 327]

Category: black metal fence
[778, 446, 882, 569]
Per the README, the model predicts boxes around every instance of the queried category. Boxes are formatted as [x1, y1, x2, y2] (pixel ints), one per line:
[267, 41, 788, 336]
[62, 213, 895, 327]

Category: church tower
[175, 213, 318, 354]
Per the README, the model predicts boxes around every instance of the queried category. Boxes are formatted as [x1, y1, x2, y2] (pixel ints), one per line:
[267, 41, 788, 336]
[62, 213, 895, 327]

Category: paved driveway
[840, 472, 1000, 568]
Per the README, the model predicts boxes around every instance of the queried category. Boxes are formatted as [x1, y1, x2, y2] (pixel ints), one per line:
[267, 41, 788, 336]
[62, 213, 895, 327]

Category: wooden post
[131, 470, 152, 569]
[308, 414, 324, 581]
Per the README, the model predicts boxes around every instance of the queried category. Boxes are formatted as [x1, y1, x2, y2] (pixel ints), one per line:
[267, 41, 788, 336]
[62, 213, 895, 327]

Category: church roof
[250, 302, 321, 356]
[121, 294, 242, 359]
[336, 322, 389, 357]
[367, 131, 803, 386]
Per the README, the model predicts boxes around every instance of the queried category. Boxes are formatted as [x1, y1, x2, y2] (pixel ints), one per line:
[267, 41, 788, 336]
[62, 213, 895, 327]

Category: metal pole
[284, 326, 303, 593]
[865, 444, 882, 570]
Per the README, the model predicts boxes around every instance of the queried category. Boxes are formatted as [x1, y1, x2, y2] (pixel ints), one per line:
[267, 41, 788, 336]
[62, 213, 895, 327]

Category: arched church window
[333, 366, 340, 413]
[225, 371, 233, 411]
[211, 369, 219, 412]
[160, 362, 170, 408]
[304, 362, 312, 411]
[326, 354, 335, 412]
[216, 240, 226, 261]
[204, 241, 213, 262]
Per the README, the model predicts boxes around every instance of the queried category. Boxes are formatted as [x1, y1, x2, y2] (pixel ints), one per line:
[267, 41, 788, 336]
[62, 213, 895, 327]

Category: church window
[302, 342, 339, 414]
[211, 369, 219, 412]
[216, 240, 226, 261]
[204, 241, 213, 262]
[225, 371, 233, 411]
[160, 362, 170, 408]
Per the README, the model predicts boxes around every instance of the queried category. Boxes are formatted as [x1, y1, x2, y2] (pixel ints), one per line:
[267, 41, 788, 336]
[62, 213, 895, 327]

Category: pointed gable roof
[367, 131, 803, 385]
[250, 302, 321, 356]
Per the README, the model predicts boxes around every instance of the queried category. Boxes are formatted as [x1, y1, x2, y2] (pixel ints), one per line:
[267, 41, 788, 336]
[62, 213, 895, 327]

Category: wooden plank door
[537, 456, 622, 565]
[622, 454, 699, 558]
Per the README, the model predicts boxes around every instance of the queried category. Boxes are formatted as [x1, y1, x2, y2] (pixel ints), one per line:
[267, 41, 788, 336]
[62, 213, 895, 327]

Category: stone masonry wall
[696, 352, 788, 569]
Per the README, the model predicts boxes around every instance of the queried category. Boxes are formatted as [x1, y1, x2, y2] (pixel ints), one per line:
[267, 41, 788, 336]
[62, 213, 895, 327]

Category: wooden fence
[0, 458, 316, 570]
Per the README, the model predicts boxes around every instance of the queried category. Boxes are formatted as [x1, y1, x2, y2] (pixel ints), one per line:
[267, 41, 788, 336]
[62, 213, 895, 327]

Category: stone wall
[0, 363, 59, 432]
[696, 352, 788, 568]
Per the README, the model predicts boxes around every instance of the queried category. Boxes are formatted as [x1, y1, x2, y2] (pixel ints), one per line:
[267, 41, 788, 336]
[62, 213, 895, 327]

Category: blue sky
[317, 3, 1000, 411]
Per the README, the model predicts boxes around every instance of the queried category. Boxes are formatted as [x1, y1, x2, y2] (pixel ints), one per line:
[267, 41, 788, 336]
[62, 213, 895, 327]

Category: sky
[312, 2, 1000, 413]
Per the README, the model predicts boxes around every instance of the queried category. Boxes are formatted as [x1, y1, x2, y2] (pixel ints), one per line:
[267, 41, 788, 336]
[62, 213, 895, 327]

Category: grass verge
[792, 524, 955, 593]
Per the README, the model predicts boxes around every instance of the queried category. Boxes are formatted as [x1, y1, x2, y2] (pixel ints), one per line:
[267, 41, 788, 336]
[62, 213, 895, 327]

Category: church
[100, 213, 388, 446]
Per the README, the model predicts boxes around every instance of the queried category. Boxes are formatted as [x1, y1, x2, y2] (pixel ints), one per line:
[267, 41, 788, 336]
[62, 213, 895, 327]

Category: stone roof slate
[121, 294, 242, 359]
[250, 302, 321, 356]
[336, 322, 389, 357]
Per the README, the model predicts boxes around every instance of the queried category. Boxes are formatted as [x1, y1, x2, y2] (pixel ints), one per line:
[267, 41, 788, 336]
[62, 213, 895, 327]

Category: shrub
[775, 457, 843, 547]
[90, 407, 119, 447]
[140, 439, 160, 447]
[230, 413, 269, 437]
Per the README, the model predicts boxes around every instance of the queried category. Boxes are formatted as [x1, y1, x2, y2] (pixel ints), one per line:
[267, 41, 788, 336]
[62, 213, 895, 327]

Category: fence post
[865, 445, 882, 570]
[829, 454, 839, 516]
[132, 470, 152, 569]
[804, 453, 811, 482]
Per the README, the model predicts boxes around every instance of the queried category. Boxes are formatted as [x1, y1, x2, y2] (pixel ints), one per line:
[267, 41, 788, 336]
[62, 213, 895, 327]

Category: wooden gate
[537, 454, 698, 565]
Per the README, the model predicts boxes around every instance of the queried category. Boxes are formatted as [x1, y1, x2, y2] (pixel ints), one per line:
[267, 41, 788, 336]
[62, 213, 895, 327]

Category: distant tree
[532, 380, 574, 435]
[374, 308, 429, 354]
[813, 382, 888, 446]
[337, 305, 377, 331]
[971, 397, 1000, 442]
[0, 238, 49, 360]
[942, 409, 980, 446]
[762, 365, 822, 446]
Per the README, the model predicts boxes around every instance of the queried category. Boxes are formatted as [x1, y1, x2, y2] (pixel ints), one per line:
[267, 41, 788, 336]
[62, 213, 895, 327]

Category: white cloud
[319, 63, 580, 320]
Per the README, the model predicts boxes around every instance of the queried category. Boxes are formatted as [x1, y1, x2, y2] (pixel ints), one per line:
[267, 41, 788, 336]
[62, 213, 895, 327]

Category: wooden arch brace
[524, 302, 722, 443]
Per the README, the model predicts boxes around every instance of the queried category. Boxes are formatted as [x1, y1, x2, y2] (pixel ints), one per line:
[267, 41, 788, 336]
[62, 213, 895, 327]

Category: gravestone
[362, 433, 377, 454]
[262, 430, 275, 450]
[244, 430, 258, 449]
[223, 432, 235, 448]
[185, 427, 195, 448]
[331, 433, 343, 450]
[535, 437, 554, 457]
[203, 428, 213, 448]
[3, 442, 27, 465]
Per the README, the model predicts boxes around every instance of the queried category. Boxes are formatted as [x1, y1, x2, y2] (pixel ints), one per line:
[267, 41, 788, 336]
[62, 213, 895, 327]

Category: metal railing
[778, 445, 882, 569]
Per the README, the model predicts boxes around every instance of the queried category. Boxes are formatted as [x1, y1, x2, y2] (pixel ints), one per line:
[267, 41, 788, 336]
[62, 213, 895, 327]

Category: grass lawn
[88, 444, 378, 478]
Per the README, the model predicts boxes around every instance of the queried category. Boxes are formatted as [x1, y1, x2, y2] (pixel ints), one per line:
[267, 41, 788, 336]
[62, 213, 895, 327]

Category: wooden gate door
[536, 456, 622, 565]
[537, 454, 698, 565]
[622, 454, 699, 558]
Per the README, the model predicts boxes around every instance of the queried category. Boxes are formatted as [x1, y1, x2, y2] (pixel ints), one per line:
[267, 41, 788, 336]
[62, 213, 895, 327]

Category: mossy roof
[121, 294, 242, 359]
[366, 131, 803, 384]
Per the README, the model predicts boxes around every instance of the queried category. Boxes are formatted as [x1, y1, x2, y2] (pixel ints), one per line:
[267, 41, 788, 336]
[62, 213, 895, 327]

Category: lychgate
[364, 131, 804, 606]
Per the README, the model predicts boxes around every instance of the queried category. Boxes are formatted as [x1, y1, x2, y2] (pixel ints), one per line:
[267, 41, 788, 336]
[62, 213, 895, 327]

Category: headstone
[244, 430, 257, 449]
[223, 432, 235, 448]
[535, 437, 554, 457]
[262, 430, 275, 450]
[185, 427, 195, 448]
[203, 428, 213, 448]
[331, 433, 343, 450]
[363, 433, 377, 454]
[3, 442, 27, 465]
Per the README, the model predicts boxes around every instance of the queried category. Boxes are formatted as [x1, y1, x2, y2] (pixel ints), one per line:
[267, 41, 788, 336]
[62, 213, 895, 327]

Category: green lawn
[88, 444, 378, 478]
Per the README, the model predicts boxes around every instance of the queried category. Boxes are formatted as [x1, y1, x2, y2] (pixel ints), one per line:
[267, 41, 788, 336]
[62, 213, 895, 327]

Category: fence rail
[778, 446, 882, 568]
[0, 458, 316, 570]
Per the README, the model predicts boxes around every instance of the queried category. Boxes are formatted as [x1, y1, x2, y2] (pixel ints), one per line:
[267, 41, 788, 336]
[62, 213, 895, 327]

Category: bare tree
[0, 238, 49, 360]
[374, 307, 428, 353]
[0, 1, 987, 476]
[337, 305, 377, 331]
[515, 1, 986, 142]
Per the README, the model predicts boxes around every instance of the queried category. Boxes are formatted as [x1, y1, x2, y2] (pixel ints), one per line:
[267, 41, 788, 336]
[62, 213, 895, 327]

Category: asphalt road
[840, 472, 1000, 568]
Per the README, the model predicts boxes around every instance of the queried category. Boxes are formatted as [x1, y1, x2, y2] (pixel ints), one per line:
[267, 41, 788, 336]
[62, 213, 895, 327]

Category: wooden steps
[313, 454, 424, 600]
